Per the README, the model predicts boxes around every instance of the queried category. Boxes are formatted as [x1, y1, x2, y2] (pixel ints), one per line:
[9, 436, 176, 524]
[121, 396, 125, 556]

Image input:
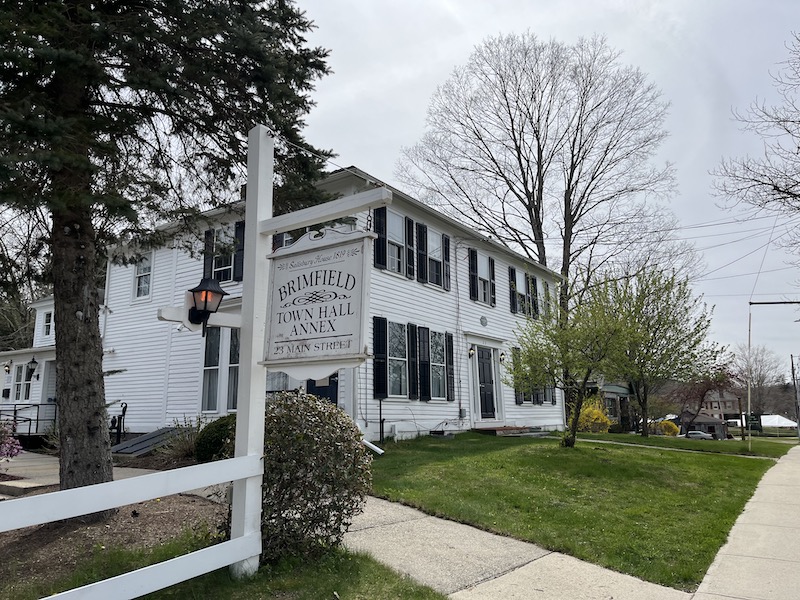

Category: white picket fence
[1, 455, 263, 599]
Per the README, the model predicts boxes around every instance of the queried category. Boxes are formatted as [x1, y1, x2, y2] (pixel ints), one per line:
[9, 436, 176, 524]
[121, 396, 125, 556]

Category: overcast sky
[302, 0, 800, 378]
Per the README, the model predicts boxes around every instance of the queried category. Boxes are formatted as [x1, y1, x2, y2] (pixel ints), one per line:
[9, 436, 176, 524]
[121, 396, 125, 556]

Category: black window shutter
[418, 326, 431, 401]
[407, 324, 419, 400]
[512, 348, 524, 404]
[374, 207, 387, 270]
[272, 232, 289, 251]
[509, 266, 518, 313]
[446, 332, 455, 402]
[531, 276, 540, 318]
[442, 234, 451, 291]
[489, 257, 496, 307]
[525, 274, 532, 317]
[543, 281, 550, 315]
[416, 223, 428, 283]
[405, 217, 415, 279]
[203, 229, 214, 278]
[373, 316, 388, 399]
[468, 249, 478, 300]
[233, 221, 245, 281]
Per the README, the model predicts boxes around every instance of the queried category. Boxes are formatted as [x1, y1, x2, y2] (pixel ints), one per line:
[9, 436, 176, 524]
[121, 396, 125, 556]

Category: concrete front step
[0, 478, 52, 497]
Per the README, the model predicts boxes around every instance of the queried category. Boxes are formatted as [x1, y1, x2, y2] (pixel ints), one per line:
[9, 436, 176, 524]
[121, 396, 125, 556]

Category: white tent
[761, 414, 798, 428]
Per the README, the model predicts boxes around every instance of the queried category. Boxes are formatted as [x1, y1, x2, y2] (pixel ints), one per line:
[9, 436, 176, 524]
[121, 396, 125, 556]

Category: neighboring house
[4, 167, 566, 442]
[601, 383, 632, 425]
[700, 389, 741, 422]
[675, 410, 729, 439]
[0, 297, 63, 435]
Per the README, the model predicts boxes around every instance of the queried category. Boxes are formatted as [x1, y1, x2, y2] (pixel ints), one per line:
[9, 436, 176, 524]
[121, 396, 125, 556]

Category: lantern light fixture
[468, 345, 476, 359]
[188, 277, 229, 336]
[27, 356, 39, 380]
[499, 351, 506, 363]
[3, 361, 10, 374]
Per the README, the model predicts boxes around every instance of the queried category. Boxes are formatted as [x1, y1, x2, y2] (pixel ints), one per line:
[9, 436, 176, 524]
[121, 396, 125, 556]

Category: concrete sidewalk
[694, 446, 800, 600]
[3, 447, 800, 599]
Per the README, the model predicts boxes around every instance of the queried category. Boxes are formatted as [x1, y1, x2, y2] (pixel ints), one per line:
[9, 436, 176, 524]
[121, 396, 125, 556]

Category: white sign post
[158, 125, 392, 580]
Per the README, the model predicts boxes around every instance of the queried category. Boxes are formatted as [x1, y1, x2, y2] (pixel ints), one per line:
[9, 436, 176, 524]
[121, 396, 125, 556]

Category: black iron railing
[0, 402, 58, 436]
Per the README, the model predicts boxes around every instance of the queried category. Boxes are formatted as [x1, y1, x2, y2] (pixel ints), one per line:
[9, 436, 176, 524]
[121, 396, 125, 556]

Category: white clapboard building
[6, 167, 565, 442]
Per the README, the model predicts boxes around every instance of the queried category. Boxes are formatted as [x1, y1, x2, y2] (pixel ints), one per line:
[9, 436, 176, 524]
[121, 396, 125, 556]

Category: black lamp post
[188, 277, 228, 336]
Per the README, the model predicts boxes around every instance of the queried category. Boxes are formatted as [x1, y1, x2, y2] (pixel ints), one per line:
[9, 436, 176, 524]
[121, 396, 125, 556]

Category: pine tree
[0, 1, 331, 499]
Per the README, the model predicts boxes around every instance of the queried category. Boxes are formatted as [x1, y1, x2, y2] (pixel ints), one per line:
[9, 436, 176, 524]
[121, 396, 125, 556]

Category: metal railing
[0, 402, 58, 436]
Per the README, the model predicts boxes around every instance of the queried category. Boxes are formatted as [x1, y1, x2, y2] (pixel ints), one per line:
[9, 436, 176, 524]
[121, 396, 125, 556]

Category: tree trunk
[45, 3, 113, 508]
[52, 202, 113, 499]
[561, 389, 584, 448]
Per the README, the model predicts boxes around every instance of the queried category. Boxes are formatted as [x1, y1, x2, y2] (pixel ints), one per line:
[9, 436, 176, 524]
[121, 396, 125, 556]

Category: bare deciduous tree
[716, 34, 800, 248]
[398, 33, 676, 309]
[732, 343, 787, 415]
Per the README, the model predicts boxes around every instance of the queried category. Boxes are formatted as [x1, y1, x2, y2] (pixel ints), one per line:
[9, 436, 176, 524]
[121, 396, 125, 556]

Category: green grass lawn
[576, 432, 794, 458]
[5, 533, 444, 600]
[371, 432, 775, 590]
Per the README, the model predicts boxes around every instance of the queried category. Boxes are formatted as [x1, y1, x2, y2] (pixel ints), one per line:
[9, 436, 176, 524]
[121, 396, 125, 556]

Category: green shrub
[194, 414, 236, 463]
[658, 420, 679, 436]
[577, 397, 611, 433]
[608, 423, 626, 434]
[260, 392, 372, 563]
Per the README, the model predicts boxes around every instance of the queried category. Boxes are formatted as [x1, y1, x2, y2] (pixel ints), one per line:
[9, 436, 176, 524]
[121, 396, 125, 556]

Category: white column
[229, 125, 273, 579]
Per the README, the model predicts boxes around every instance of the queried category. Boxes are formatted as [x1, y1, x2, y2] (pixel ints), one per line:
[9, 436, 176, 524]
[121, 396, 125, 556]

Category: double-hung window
[134, 253, 152, 298]
[387, 211, 405, 274]
[430, 331, 446, 399]
[427, 229, 443, 286]
[42, 312, 53, 337]
[388, 321, 408, 396]
[202, 327, 240, 412]
[203, 222, 245, 283]
[212, 228, 234, 283]
[509, 267, 539, 317]
[13, 365, 32, 402]
[468, 249, 496, 306]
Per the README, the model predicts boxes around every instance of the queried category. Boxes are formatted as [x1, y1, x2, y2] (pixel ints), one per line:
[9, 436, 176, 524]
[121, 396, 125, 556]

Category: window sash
[43, 312, 52, 336]
[135, 254, 152, 297]
[387, 211, 404, 243]
[212, 228, 234, 282]
[428, 258, 443, 286]
[388, 321, 408, 396]
[388, 241, 403, 273]
[430, 331, 446, 399]
[479, 278, 490, 303]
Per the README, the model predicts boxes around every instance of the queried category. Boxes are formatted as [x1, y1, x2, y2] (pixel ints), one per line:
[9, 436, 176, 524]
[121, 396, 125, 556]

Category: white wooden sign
[262, 228, 376, 380]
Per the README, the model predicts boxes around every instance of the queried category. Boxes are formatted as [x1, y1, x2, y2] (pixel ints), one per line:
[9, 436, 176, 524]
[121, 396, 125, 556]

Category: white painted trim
[49, 533, 261, 600]
[258, 187, 391, 236]
[229, 125, 271, 579]
[0, 455, 262, 532]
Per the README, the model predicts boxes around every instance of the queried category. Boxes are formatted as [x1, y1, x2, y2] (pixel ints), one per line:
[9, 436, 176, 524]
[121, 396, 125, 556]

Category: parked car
[686, 430, 715, 440]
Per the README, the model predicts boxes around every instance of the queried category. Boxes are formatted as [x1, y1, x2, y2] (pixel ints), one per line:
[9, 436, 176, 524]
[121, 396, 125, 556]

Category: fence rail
[0, 454, 264, 599]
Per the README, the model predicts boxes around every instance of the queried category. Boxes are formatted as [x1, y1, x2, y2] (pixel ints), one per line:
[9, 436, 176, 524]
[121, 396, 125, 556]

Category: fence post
[229, 126, 272, 579]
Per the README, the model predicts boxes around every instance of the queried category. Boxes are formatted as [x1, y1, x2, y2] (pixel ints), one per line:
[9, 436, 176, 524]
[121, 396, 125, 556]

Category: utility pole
[792, 355, 800, 441]
[748, 301, 800, 452]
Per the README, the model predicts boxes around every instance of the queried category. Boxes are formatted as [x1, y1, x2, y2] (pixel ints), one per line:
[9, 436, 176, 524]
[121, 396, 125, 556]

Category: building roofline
[323, 166, 563, 281]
